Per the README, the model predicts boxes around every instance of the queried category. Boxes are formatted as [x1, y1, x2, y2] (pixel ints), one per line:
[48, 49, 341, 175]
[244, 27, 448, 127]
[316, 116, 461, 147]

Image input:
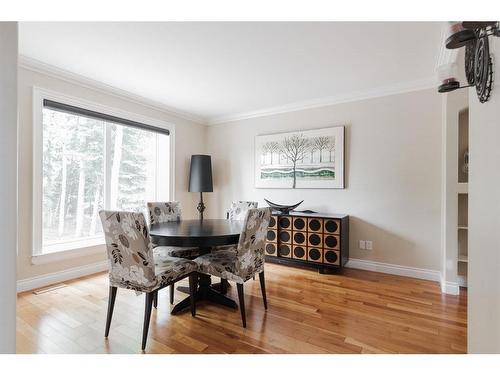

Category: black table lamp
[188, 154, 213, 220]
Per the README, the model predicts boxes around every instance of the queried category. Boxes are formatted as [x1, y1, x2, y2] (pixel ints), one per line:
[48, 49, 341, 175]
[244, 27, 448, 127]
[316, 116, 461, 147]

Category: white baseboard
[16, 257, 455, 295]
[346, 258, 441, 282]
[441, 280, 460, 295]
[17, 260, 109, 293]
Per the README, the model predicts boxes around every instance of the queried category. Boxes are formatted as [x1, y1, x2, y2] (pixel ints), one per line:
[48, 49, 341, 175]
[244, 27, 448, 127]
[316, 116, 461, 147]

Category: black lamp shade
[188, 155, 213, 192]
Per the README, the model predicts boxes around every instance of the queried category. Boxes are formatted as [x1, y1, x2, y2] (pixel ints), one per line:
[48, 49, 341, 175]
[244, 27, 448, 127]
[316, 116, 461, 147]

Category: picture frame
[255, 126, 345, 189]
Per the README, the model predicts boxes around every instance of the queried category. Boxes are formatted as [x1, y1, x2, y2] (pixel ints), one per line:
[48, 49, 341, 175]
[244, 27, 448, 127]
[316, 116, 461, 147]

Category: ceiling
[19, 22, 444, 124]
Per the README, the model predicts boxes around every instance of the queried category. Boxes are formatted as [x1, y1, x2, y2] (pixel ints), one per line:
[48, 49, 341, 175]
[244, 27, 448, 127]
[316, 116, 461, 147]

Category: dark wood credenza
[264, 211, 349, 273]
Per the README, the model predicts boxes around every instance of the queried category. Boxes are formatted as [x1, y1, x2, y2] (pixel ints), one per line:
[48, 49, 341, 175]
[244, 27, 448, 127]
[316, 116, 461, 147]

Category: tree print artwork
[280, 134, 309, 188]
[254, 126, 345, 189]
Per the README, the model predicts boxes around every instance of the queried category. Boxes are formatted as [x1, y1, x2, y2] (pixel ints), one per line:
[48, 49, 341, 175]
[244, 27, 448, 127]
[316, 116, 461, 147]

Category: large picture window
[33, 90, 173, 256]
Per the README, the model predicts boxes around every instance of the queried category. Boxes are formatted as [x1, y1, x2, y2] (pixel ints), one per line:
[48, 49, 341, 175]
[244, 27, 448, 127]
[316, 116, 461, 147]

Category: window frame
[32, 87, 176, 262]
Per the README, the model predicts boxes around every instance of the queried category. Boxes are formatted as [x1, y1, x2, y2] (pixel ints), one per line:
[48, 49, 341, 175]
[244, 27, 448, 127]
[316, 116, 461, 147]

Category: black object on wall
[438, 21, 499, 103]
[188, 155, 213, 220]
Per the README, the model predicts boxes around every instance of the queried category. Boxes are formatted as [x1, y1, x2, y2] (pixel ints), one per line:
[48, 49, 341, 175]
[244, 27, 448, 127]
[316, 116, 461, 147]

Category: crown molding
[18, 55, 207, 125]
[19, 55, 441, 128]
[207, 76, 437, 125]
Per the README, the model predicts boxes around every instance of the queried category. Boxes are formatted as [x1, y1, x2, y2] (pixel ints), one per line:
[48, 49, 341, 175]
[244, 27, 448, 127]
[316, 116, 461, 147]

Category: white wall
[17, 64, 206, 282]
[205, 88, 443, 271]
[468, 36, 500, 353]
[0, 22, 18, 353]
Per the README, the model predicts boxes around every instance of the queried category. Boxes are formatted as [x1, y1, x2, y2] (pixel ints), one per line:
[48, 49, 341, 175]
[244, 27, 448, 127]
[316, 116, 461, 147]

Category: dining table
[150, 218, 243, 315]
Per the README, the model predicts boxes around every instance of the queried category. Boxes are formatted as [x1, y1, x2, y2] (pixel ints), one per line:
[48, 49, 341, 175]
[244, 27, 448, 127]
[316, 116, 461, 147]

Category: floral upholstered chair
[217, 201, 259, 293]
[194, 207, 271, 327]
[226, 201, 258, 220]
[99, 210, 198, 351]
[219, 201, 258, 252]
[147, 201, 200, 304]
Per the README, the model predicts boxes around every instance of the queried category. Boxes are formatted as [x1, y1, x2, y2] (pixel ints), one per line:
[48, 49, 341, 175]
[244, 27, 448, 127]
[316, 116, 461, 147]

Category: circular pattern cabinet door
[265, 243, 277, 256]
[308, 233, 322, 247]
[292, 246, 306, 260]
[279, 230, 291, 244]
[324, 234, 339, 249]
[278, 244, 291, 258]
[324, 249, 340, 265]
[307, 247, 323, 263]
[292, 217, 306, 231]
[269, 215, 277, 229]
[324, 219, 340, 234]
[279, 216, 291, 230]
[267, 229, 277, 242]
[293, 231, 306, 245]
[308, 218, 323, 233]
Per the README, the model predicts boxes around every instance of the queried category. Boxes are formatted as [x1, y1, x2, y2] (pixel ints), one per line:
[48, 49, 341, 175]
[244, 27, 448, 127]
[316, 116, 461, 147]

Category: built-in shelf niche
[458, 194, 468, 228]
[444, 89, 469, 293]
[457, 108, 469, 281]
[458, 229, 468, 262]
[458, 261, 468, 278]
[458, 109, 469, 183]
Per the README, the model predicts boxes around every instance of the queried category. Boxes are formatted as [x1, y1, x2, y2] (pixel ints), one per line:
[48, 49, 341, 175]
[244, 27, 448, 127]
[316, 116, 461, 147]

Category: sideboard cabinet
[265, 212, 349, 273]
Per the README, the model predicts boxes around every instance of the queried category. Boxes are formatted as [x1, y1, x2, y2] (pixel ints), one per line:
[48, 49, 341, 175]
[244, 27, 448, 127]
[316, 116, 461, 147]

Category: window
[33, 90, 173, 257]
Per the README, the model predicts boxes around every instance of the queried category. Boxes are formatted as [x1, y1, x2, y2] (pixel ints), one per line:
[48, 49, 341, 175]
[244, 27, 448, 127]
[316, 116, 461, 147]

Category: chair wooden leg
[236, 283, 246, 328]
[258, 271, 268, 310]
[169, 284, 175, 304]
[189, 274, 197, 317]
[220, 278, 228, 295]
[153, 291, 158, 309]
[142, 292, 154, 351]
[105, 286, 117, 338]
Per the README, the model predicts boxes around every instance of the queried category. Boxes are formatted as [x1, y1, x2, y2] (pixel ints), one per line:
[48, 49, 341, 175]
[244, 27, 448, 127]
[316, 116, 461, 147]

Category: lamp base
[197, 192, 206, 220]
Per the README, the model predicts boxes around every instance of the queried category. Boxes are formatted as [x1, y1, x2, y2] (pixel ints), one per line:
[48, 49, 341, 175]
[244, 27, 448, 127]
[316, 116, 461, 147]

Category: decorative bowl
[264, 198, 304, 214]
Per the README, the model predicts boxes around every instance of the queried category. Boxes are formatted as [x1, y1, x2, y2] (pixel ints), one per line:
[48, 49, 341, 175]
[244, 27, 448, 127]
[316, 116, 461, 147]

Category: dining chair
[226, 201, 258, 220]
[194, 207, 272, 327]
[220, 201, 259, 290]
[99, 210, 198, 351]
[147, 201, 200, 304]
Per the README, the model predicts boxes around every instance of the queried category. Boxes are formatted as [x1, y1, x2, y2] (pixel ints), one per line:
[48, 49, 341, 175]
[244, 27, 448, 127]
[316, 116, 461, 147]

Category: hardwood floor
[16, 263, 467, 354]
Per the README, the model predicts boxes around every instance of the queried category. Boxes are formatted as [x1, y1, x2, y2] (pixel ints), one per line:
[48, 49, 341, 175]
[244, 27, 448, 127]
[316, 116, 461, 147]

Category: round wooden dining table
[150, 219, 243, 315]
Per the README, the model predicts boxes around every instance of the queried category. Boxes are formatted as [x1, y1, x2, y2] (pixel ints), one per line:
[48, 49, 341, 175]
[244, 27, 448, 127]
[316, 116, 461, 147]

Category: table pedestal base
[177, 278, 230, 295]
[171, 274, 237, 315]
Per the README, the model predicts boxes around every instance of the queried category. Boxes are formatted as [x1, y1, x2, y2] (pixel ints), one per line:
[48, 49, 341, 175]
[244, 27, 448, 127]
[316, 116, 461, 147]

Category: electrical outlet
[366, 240, 373, 250]
[359, 240, 366, 249]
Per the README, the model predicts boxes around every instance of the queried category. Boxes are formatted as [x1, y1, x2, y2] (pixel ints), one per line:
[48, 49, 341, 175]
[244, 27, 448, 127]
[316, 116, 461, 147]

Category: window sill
[32, 242, 106, 265]
[42, 236, 104, 254]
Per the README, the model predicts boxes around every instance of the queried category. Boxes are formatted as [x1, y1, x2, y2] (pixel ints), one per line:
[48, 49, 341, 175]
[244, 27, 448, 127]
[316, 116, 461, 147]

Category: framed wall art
[255, 126, 345, 189]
